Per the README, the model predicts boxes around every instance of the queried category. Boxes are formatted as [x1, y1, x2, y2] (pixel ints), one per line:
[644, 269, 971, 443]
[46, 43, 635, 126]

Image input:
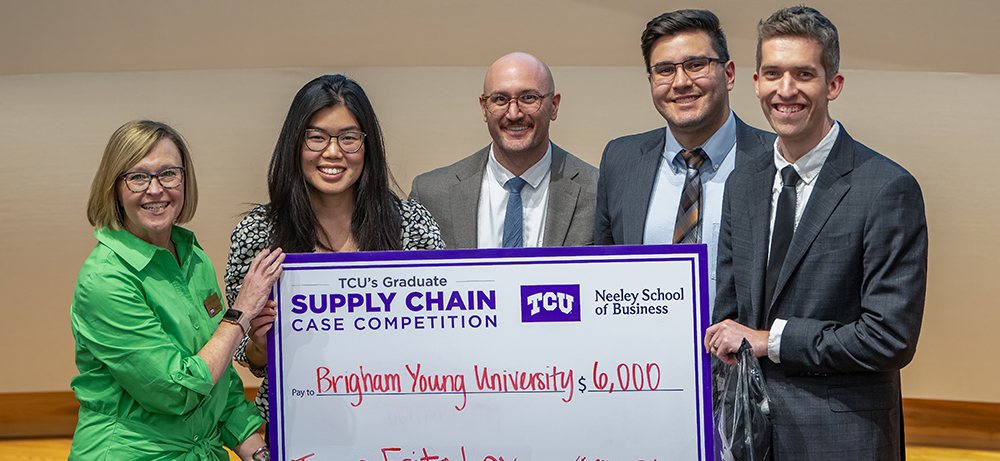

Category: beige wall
[2, 1, 998, 403]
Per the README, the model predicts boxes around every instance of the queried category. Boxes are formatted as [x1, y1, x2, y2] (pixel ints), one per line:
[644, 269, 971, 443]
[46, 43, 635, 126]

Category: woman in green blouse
[69, 120, 284, 460]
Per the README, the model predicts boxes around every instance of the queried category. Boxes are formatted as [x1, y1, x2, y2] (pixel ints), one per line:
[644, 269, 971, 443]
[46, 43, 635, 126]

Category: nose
[672, 65, 695, 89]
[146, 176, 165, 194]
[504, 99, 525, 119]
[322, 140, 344, 158]
[776, 73, 796, 98]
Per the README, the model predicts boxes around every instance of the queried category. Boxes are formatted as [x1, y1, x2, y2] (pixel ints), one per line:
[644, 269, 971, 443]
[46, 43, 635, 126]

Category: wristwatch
[222, 308, 251, 334]
[252, 445, 270, 461]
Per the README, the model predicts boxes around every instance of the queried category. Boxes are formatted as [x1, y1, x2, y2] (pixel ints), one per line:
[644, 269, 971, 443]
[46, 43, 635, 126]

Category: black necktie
[764, 166, 801, 317]
[673, 148, 707, 244]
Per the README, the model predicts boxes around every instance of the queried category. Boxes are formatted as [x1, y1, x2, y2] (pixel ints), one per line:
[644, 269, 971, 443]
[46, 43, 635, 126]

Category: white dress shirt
[768, 121, 840, 363]
[644, 110, 737, 314]
[477, 143, 552, 248]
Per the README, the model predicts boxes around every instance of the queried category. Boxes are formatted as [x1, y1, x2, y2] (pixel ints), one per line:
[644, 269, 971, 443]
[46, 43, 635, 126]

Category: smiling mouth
[775, 104, 804, 114]
[142, 202, 168, 212]
[673, 96, 699, 104]
[319, 167, 345, 175]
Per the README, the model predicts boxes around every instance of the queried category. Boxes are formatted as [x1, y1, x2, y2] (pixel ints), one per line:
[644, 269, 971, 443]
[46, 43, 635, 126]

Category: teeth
[675, 96, 698, 104]
[320, 167, 345, 175]
[777, 106, 802, 113]
[142, 203, 167, 212]
[506, 126, 529, 131]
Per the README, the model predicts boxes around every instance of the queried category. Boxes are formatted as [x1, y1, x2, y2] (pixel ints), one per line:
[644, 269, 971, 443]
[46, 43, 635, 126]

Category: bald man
[409, 52, 598, 249]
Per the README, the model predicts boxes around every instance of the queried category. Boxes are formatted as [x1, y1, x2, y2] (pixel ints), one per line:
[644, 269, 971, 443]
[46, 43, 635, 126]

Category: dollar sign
[578, 376, 587, 393]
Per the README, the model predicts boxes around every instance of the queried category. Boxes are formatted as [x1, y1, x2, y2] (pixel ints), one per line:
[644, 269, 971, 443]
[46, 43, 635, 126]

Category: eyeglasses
[481, 92, 554, 115]
[647, 57, 727, 84]
[304, 129, 366, 153]
[119, 167, 185, 193]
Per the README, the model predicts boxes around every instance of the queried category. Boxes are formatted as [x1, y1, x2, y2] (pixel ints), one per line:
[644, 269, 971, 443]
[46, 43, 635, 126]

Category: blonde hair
[86, 120, 198, 229]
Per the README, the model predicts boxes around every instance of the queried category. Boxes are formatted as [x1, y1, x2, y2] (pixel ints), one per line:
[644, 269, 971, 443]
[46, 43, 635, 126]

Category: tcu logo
[520, 284, 581, 323]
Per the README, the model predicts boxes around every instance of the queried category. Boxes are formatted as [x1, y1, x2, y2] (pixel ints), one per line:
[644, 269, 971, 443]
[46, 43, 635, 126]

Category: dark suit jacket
[713, 126, 928, 460]
[409, 143, 599, 249]
[594, 116, 774, 245]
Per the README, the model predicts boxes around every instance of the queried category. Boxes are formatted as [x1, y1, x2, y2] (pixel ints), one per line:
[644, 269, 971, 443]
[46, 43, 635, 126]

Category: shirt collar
[95, 225, 198, 271]
[487, 141, 553, 189]
[772, 120, 840, 185]
[664, 109, 737, 173]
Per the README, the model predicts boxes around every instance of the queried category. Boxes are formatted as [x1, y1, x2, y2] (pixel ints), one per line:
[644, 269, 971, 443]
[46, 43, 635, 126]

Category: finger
[247, 248, 271, 273]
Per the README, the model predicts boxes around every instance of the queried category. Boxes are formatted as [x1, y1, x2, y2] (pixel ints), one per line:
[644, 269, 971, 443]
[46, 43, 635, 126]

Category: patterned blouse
[226, 200, 445, 422]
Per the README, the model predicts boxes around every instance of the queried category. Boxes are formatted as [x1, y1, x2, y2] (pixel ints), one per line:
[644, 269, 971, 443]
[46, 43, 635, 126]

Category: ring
[712, 343, 719, 351]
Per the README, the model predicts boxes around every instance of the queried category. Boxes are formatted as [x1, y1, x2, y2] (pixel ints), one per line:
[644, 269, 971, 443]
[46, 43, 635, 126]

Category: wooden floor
[0, 439, 998, 461]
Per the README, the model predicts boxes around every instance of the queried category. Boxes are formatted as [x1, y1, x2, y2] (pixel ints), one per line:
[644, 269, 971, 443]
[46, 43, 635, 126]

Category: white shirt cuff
[768, 318, 787, 363]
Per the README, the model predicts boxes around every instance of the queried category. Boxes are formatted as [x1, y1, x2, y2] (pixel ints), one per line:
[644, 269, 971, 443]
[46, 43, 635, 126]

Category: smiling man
[594, 9, 773, 312]
[410, 52, 598, 249]
[706, 7, 928, 460]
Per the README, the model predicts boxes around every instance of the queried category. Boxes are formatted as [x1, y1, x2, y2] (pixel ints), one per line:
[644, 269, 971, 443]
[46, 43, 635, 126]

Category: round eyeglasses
[119, 167, 185, 193]
[480, 92, 554, 116]
[647, 57, 727, 84]
[304, 129, 366, 153]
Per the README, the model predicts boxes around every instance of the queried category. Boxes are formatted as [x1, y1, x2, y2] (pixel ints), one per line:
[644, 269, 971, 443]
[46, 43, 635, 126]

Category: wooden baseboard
[903, 398, 1000, 450]
[0, 388, 259, 440]
[2, 392, 998, 449]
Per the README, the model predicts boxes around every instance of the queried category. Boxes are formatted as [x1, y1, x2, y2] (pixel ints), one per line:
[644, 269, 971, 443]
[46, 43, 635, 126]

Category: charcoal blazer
[713, 125, 928, 460]
[594, 116, 773, 245]
[409, 143, 598, 249]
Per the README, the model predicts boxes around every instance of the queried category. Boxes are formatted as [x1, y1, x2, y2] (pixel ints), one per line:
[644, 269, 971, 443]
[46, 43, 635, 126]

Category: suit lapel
[448, 146, 490, 249]
[542, 145, 581, 247]
[748, 153, 776, 329]
[769, 128, 855, 313]
[625, 128, 666, 243]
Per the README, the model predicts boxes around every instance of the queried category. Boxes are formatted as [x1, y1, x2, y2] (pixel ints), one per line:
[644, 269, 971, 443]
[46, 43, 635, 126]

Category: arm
[780, 173, 927, 373]
[593, 141, 614, 245]
[705, 182, 768, 364]
[233, 433, 267, 461]
[401, 200, 446, 250]
[226, 209, 273, 371]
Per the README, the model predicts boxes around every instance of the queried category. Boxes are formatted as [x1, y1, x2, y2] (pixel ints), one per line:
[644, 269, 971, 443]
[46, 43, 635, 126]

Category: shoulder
[603, 127, 665, 153]
[399, 200, 445, 250]
[230, 205, 271, 247]
[413, 147, 489, 185]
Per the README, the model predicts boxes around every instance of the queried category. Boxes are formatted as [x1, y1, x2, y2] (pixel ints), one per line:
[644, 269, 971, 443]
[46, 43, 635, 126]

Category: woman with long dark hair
[225, 74, 444, 422]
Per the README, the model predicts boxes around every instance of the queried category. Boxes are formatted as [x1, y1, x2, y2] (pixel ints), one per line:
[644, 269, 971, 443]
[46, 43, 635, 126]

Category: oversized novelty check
[269, 245, 714, 461]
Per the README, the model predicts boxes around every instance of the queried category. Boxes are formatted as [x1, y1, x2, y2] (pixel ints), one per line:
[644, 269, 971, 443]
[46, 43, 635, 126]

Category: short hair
[266, 74, 402, 253]
[87, 120, 198, 230]
[756, 6, 840, 81]
[641, 9, 730, 70]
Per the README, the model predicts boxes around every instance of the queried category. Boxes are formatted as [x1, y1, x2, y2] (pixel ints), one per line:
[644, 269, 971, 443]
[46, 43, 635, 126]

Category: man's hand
[704, 319, 769, 365]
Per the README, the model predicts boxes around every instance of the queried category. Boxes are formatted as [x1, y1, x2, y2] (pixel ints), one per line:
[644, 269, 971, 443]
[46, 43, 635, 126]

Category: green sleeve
[73, 267, 214, 416]
[218, 364, 265, 449]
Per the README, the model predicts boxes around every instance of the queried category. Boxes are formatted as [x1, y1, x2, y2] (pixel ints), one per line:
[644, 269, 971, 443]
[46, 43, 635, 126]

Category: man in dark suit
[410, 52, 597, 249]
[594, 9, 772, 311]
[705, 7, 927, 460]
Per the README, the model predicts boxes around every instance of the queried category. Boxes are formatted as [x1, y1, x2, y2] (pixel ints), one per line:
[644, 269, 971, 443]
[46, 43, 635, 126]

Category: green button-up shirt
[69, 226, 262, 460]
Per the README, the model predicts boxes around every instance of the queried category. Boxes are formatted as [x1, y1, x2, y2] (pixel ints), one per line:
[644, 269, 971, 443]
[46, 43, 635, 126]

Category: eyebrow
[651, 55, 712, 66]
[307, 125, 361, 132]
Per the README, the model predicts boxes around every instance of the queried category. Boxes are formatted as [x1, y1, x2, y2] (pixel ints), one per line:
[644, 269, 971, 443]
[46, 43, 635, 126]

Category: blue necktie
[502, 177, 528, 248]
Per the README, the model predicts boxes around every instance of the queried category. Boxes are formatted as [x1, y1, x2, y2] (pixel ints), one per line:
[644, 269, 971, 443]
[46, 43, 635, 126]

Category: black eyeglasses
[119, 167, 185, 193]
[480, 92, 554, 115]
[304, 129, 366, 153]
[647, 57, 726, 84]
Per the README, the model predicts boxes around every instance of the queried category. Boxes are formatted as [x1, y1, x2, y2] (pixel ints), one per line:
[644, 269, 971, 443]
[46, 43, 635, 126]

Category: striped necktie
[673, 148, 707, 244]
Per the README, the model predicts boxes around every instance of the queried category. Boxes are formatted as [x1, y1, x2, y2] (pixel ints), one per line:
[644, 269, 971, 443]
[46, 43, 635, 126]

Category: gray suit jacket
[714, 126, 928, 460]
[409, 143, 599, 249]
[594, 116, 774, 244]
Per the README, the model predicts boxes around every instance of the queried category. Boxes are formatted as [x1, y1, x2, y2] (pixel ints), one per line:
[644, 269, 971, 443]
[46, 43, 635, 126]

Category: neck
[778, 118, 834, 163]
[670, 109, 729, 151]
[309, 189, 357, 252]
[494, 141, 547, 177]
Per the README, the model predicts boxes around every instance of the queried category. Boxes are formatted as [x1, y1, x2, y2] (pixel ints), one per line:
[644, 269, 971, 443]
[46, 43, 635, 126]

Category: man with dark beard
[410, 52, 598, 249]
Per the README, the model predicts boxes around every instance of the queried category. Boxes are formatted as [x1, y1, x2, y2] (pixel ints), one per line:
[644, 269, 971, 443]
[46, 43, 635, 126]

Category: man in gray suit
[594, 10, 773, 310]
[410, 52, 597, 249]
[705, 7, 927, 460]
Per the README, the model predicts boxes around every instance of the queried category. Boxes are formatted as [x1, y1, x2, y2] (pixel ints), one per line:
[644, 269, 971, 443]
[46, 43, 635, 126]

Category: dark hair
[641, 9, 730, 70]
[757, 6, 840, 81]
[266, 74, 402, 253]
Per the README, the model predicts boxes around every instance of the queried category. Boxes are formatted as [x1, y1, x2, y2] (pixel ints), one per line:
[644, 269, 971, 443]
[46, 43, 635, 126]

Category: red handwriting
[405, 363, 467, 411]
[378, 446, 515, 461]
[292, 454, 315, 461]
[575, 458, 657, 461]
[317, 366, 402, 407]
[591, 362, 660, 393]
[473, 365, 574, 402]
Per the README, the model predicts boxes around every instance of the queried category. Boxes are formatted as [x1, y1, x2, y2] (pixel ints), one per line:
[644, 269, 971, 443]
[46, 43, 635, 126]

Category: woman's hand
[246, 304, 276, 368]
[234, 248, 285, 319]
